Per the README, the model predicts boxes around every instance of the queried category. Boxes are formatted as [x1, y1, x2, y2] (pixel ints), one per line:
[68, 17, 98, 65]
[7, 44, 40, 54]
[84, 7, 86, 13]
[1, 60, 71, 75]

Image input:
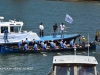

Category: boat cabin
[50, 55, 98, 75]
[0, 16, 23, 33]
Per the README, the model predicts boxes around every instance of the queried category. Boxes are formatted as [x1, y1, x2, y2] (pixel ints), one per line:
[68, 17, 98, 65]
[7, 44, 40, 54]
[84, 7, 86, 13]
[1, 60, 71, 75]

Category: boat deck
[0, 34, 80, 44]
[39, 34, 80, 41]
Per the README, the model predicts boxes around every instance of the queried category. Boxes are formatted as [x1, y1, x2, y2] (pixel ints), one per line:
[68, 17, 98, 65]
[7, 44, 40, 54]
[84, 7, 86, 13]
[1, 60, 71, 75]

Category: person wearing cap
[39, 23, 44, 37]
[81, 36, 86, 47]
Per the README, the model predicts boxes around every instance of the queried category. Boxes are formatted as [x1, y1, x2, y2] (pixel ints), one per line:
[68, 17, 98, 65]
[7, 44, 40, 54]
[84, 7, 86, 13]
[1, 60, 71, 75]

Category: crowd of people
[3, 22, 87, 51]
[39, 22, 66, 38]
[3, 22, 66, 43]
[15, 36, 86, 51]
[16, 38, 78, 51]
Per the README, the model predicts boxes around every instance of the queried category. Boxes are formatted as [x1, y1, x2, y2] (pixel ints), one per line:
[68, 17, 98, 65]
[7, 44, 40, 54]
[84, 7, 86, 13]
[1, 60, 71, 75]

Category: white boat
[0, 16, 40, 43]
[47, 55, 100, 75]
[0, 16, 80, 44]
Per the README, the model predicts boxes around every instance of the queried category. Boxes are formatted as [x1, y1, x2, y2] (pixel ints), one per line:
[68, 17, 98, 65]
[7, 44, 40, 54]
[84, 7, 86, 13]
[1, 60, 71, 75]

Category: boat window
[10, 26, 21, 33]
[16, 24, 20, 25]
[10, 27, 14, 32]
[77, 64, 94, 75]
[56, 64, 74, 75]
[10, 24, 14, 25]
[1, 27, 8, 33]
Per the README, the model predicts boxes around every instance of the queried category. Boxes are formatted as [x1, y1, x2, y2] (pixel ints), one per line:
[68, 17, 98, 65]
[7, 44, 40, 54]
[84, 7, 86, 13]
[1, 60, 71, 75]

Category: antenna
[88, 33, 89, 56]
[74, 47, 76, 61]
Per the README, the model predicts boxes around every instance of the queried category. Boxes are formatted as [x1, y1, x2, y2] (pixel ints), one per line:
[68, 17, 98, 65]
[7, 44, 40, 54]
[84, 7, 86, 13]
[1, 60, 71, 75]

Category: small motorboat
[47, 54, 100, 75]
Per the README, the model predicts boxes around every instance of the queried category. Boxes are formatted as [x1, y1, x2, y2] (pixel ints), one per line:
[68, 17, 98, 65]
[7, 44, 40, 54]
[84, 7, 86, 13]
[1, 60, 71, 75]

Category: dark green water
[0, 0, 100, 75]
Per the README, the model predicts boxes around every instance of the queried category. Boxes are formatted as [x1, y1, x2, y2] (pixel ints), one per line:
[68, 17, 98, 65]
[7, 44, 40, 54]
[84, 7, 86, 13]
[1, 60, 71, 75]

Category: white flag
[65, 14, 73, 24]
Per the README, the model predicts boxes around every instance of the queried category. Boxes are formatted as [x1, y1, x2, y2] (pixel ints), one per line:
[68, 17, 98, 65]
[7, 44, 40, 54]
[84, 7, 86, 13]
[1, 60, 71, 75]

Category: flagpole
[74, 48, 76, 61]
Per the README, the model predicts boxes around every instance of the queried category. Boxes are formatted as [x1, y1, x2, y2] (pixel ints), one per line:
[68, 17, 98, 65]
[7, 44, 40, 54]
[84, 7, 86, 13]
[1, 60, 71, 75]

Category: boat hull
[0, 43, 96, 54]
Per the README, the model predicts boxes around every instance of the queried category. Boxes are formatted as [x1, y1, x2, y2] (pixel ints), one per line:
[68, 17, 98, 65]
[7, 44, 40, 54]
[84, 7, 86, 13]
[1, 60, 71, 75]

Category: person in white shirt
[39, 23, 44, 37]
[60, 23, 66, 38]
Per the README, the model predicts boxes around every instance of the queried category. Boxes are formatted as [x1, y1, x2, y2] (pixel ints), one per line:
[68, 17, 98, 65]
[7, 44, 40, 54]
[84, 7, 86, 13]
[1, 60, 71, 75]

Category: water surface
[0, 0, 100, 75]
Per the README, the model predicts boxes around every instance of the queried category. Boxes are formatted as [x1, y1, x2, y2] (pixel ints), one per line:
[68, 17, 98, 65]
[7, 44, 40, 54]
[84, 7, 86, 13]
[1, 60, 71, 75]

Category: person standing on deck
[60, 23, 66, 38]
[52, 23, 58, 38]
[39, 23, 44, 37]
[81, 36, 86, 48]
[95, 30, 99, 41]
[4, 28, 9, 43]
